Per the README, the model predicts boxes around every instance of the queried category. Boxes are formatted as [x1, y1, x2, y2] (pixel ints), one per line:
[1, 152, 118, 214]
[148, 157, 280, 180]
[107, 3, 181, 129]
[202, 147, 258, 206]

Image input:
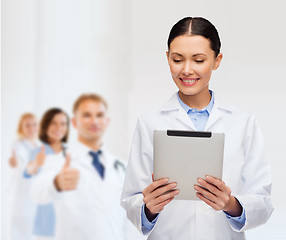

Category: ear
[106, 116, 110, 127]
[213, 53, 223, 70]
[166, 51, 170, 65]
[71, 117, 77, 129]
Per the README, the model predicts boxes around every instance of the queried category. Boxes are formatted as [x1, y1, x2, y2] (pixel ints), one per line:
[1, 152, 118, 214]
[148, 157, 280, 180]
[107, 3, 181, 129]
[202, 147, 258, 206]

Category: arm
[194, 116, 273, 231]
[8, 150, 17, 168]
[121, 118, 178, 235]
[24, 145, 46, 177]
[30, 154, 64, 204]
[233, 116, 273, 231]
[31, 153, 79, 204]
[121, 118, 154, 234]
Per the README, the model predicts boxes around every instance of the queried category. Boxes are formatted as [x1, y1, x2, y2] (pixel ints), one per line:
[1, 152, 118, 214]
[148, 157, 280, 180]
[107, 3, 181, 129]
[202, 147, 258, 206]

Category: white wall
[2, 0, 286, 239]
[2, 0, 131, 239]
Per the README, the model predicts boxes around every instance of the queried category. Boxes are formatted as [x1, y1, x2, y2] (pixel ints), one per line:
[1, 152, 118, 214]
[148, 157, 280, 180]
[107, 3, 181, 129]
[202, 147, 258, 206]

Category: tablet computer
[153, 130, 225, 200]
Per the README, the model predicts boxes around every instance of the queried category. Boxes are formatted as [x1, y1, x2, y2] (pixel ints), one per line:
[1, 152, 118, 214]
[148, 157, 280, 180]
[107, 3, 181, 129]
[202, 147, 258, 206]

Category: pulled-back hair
[167, 17, 221, 57]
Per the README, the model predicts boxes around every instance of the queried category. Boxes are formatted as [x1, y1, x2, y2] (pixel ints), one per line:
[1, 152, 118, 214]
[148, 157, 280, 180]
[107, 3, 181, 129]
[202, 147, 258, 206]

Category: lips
[179, 78, 199, 86]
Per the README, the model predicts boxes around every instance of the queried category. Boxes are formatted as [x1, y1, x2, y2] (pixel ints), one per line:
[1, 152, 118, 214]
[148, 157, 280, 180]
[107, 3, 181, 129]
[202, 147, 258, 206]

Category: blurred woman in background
[8, 113, 41, 240]
[24, 108, 69, 240]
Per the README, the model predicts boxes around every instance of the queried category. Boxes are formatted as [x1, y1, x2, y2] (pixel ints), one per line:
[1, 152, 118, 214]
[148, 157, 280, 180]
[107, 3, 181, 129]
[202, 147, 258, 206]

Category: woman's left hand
[194, 175, 242, 217]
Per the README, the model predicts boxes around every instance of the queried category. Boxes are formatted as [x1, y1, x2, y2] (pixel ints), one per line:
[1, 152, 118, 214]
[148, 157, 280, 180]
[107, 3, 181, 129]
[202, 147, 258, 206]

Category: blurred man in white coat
[31, 93, 144, 240]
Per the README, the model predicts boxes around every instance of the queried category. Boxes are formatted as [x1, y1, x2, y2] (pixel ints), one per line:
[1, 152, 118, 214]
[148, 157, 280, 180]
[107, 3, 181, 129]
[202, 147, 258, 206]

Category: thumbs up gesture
[35, 145, 46, 167]
[9, 150, 17, 168]
[27, 145, 46, 175]
[54, 153, 80, 191]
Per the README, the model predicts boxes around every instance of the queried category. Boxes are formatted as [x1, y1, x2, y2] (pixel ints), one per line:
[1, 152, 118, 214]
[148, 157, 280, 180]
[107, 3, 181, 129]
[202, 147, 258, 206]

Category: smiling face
[167, 35, 222, 102]
[72, 100, 110, 144]
[21, 117, 38, 140]
[46, 113, 68, 143]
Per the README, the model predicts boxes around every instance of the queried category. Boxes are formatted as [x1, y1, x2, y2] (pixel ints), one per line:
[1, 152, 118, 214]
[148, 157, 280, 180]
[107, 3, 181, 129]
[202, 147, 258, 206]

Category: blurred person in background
[24, 108, 69, 240]
[8, 113, 41, 240]
[30, 93, 145, 240]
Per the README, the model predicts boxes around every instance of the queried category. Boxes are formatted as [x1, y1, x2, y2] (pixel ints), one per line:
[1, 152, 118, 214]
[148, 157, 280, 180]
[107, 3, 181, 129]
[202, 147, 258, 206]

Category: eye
[173, 59, 182, 63]
[83, 113, 91, 118]
[195, 60, 204, 63]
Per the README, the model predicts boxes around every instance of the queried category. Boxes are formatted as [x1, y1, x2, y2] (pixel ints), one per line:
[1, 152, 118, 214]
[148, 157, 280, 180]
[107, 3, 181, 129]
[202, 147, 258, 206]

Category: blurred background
[2, 0, 286, 239]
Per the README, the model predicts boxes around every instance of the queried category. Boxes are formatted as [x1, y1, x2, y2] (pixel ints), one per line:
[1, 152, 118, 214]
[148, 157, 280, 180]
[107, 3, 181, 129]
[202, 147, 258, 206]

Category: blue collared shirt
[141, 90, 246, 232]
[177, 91, 214, 131]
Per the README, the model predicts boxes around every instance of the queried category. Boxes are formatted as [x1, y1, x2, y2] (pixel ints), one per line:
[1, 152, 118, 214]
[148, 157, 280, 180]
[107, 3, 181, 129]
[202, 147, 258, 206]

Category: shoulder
[214, 93, 256, 121]
[214, 94, 261, 137]
[103, 149, 127, 174]
[12, 139, 24, 150]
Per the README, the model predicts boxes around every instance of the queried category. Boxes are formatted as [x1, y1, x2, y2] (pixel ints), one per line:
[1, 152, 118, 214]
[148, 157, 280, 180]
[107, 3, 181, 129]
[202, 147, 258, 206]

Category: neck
[26, 137, 37, 146]
[49, 141, 63, 153]
[179, 88, 211, 110]
[78, 136, 102, 151]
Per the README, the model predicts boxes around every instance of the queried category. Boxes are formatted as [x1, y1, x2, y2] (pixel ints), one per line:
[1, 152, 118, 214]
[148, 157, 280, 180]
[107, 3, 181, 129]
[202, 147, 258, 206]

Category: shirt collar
[176, 90, 214, 115]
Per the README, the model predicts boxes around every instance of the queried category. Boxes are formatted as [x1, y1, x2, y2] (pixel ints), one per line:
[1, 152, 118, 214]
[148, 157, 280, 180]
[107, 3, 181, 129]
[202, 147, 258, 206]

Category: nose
[182, 62, 194, 75]
[92, 116, 99, 124]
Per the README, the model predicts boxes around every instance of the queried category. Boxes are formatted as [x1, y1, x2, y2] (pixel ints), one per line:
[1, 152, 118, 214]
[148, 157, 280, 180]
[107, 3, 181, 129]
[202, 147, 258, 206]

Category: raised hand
[142, 175, 179, 222]
[26, 145, 46, 175]
[35, 145, 46, 167]
[54, 153, 80, 191]
[9, 150, 17, 168]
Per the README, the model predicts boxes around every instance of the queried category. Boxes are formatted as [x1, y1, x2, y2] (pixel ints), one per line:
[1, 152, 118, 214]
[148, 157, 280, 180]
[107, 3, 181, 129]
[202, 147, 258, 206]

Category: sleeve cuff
[141, 204, 159, 233]
[23, 169, 33, 178]
[224, 197, 246, 230]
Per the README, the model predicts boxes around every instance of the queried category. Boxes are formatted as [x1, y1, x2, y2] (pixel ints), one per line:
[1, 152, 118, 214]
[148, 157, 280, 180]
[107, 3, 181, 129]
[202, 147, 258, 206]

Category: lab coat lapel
[161, 93, 196, 130]
[176, 107, 196, 130]
[205, 104, 222, 130]
[205, 93, 232, 131]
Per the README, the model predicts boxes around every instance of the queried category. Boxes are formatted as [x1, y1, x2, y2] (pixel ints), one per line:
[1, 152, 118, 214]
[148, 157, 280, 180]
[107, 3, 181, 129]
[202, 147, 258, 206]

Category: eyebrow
[171, 52, 207, 57]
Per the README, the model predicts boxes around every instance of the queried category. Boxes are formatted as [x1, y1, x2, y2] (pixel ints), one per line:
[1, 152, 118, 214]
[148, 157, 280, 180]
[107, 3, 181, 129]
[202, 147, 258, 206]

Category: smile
[179, 78, 199, 86]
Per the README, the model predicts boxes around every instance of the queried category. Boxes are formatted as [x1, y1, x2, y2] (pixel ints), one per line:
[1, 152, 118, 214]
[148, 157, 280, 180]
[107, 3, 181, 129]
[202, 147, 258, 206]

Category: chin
[178, 89, 199, 96]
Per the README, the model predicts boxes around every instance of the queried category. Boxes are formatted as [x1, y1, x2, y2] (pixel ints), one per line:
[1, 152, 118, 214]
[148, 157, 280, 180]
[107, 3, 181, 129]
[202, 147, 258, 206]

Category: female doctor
[121, 17, 273, 239]
[8, 113, 41, 240]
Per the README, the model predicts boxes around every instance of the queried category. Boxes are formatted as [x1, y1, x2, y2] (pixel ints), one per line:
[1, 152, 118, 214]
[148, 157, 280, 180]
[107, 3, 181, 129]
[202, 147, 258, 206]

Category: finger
[152, 173, 154, 182]
[63, 171, 79, 181]
[152, 189, 179, 206]
[63, 153, 71, 169]
[194, 184, 218, 203]
[197, 178, 221, 196]
[41, 145, 45, 153]
[196, 193, 221, 211]
[205, 175, 228, 192]
[63, 179, 79, 187]
[152, 182, 177, 198]
[143, 178, 169, 195]
[149, 196, 175, 214]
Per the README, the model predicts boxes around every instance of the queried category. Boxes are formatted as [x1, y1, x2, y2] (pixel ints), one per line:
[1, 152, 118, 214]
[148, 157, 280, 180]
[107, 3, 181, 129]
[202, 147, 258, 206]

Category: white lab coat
[8, 139, 41, 240]
[121, 92, 273, 240]
[30, 141, 146, 240]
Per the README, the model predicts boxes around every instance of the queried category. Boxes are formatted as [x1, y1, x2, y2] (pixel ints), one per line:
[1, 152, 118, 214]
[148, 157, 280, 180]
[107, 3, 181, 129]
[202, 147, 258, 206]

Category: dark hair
[167, 17, 221, 57]
[73, 93, 108, 114]
[39, 108, 69, 144]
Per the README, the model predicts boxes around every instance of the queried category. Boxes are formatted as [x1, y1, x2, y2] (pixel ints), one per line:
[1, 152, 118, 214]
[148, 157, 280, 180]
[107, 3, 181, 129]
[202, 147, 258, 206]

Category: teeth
[182, 79, 197, 83]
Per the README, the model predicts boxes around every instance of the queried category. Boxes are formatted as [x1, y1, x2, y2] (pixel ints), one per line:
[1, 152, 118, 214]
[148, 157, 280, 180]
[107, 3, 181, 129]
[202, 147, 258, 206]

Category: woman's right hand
[9, 150, 17, 168]
[35, 145, 46, 167]
[27, 145, 46, 175]
[142, 176, 179, 222]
